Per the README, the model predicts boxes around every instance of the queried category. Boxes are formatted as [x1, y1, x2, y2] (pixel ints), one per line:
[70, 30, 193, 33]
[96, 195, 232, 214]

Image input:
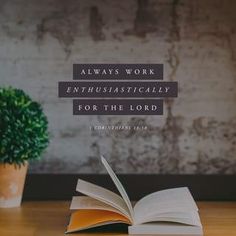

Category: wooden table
[0, 201, 236, 235]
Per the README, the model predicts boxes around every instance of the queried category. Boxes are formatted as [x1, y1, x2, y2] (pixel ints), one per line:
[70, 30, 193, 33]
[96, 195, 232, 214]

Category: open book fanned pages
[66, 156, 203, 235]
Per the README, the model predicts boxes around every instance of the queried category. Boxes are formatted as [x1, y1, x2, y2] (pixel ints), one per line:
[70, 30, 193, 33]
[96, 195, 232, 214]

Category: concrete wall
[0, 0, 236, 174]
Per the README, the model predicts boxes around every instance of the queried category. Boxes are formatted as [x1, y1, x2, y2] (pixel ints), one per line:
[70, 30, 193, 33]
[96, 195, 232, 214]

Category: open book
[66, 156, 203, 235]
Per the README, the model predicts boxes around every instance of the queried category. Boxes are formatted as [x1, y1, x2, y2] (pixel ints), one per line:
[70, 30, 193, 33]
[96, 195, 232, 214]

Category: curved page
[101, 156, 134, 220]
[70, 196, 129, 218]
[134, 187, 199, 225]
[76, 179, 130, 219]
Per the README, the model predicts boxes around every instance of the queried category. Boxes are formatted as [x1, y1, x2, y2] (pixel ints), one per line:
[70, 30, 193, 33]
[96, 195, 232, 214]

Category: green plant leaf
[0, 87, 49, 166]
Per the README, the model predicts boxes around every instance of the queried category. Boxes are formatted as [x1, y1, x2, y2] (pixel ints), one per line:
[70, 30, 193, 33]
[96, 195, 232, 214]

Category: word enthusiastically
[66, 85, 170, 94]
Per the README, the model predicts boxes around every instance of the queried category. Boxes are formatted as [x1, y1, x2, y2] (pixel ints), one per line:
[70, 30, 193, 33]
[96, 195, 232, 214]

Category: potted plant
[0, 87, 49, 208]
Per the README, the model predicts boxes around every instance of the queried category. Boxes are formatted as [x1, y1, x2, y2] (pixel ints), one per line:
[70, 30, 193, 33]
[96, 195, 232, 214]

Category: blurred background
[0, 0, 236, 174]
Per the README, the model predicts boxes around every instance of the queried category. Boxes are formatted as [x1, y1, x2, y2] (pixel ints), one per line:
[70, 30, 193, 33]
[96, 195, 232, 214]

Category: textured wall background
[0, 0, 236, 174]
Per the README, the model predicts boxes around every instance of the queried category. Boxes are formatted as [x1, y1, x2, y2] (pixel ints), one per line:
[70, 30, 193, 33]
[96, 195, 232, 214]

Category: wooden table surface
[0, 201, 236, 236]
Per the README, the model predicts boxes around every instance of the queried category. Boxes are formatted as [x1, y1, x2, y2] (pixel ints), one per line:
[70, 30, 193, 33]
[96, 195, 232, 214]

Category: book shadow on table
[69, 223, 128, 234]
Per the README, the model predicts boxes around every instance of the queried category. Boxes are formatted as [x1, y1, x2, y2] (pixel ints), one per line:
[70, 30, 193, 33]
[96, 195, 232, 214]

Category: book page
[101, 156, 134, 220]
[134, 211, 202, 226]
[76, 179, 131, 219]
[70, 196, 128, 217]
[133, 187, 199, 225]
